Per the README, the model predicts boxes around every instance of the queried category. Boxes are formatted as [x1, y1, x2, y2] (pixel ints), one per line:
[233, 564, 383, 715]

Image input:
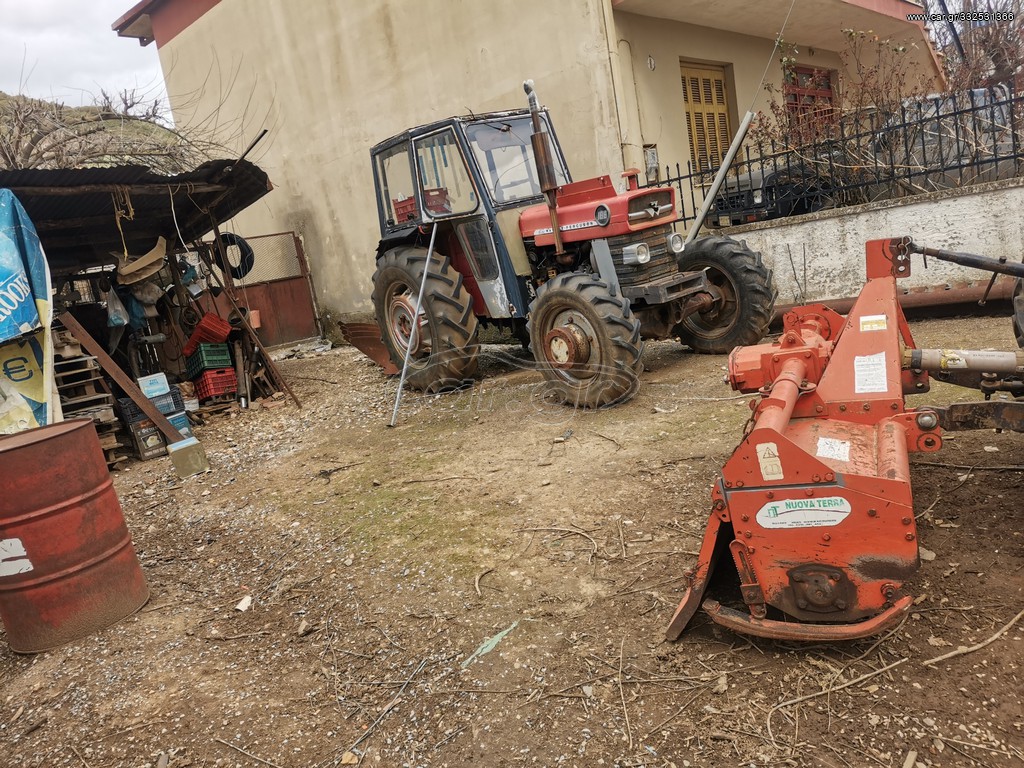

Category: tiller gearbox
[667, 237, 1024, 642]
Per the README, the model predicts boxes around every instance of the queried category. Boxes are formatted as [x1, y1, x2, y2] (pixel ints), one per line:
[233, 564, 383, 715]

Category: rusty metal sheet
[339, 322, 399, 375]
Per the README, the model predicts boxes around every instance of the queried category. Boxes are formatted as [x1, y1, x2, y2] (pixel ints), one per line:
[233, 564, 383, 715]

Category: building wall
[722, 177, 1024, 305]
[612, 11, 846, 207]
[157, 0, 622, 315]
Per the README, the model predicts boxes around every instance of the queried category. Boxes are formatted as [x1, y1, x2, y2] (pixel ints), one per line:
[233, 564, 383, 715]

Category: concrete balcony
[611, 0, 931, 53]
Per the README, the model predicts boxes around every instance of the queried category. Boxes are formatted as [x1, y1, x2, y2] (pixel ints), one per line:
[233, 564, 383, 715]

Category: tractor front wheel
[371, 246, 479, 392]
[675, 236, 777, 354]
[527, 272, 643, 408]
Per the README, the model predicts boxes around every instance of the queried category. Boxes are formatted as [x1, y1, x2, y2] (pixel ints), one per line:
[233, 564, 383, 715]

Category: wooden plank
[97, 433, 125, 450]
[54, 361, 101, 374]
[59, 312, 184, 445]
[55, 371, 104, 385]
[9, 182, 226, 196]
[64, 406, 117, 424]
[59, 391, 112, 407]
[54, 354, 97, 363]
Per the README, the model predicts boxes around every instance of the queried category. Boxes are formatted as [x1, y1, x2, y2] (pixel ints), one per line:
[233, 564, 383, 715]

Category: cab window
[376, 144, 417, 226]
[465, 115, 568, 204]
[413, 129, 478, 218]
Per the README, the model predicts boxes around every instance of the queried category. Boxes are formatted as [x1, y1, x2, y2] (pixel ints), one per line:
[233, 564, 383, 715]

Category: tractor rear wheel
[527, 272, 643, 408]
[371, 246, 479, 392]
[675, 236, 776, 354]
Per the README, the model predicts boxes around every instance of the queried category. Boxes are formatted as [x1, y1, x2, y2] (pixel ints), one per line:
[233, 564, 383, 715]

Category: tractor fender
[375, 226, 421, 260]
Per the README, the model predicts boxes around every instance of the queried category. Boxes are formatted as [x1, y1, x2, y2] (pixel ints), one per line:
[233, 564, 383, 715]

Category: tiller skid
[668, 237, 1024, 642]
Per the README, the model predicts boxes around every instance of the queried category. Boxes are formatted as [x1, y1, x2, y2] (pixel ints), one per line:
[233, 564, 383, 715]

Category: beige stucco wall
[157, 0, 622, 315]
[612, 11, 846, 220]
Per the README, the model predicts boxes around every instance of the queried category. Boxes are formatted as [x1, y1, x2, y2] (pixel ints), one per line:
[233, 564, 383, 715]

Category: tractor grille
[628, 191, 672, 216]
[607, 224, 677, 287]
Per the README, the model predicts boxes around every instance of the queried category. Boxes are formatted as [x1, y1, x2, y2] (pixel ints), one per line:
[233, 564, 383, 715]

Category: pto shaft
[904, 348, 1024, 374]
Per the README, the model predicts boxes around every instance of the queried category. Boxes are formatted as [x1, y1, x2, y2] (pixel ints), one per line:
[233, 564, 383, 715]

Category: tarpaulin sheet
[0, 190, 53, 433]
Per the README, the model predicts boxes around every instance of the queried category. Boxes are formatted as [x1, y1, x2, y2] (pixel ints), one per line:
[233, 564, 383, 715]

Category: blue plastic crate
[117, 385, 184, 424]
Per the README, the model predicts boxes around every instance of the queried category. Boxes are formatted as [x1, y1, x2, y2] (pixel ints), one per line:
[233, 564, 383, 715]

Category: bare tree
[0, 57, 277, 173]
[923, 0, 1024, 89]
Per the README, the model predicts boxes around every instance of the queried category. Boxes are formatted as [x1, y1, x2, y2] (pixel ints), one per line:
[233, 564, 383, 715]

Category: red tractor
[369, 82, 776, 407]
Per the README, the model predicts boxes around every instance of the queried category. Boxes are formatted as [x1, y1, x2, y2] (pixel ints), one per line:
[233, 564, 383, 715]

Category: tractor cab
[368, 87, 776, 407]
[372, 109, 572, 321]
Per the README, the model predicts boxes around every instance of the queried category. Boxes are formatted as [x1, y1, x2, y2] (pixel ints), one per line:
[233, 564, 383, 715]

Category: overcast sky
[0, 0, 167, 107]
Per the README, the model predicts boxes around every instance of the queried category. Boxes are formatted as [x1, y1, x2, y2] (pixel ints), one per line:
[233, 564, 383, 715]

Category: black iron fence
[650, 85, 1024, 231]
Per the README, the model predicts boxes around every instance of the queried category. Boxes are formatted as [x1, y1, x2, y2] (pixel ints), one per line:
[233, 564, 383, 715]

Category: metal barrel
[0, 418, 149, 653]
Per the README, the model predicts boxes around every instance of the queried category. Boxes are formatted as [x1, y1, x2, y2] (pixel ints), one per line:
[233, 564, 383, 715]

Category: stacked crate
[181, 313, 231, 357]
[185, 343, 238, 402]
[117, 385, 186, 460]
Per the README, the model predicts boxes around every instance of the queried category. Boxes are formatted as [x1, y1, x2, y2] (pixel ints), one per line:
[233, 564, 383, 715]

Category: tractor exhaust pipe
[524, 80, 567, 262]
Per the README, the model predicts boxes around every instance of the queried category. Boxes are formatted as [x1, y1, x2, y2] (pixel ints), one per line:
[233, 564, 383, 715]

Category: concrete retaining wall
[720, 177, 1024, 306]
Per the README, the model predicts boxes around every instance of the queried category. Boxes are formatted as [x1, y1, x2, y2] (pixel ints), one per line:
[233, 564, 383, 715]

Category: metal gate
[213, 231, 321, 347]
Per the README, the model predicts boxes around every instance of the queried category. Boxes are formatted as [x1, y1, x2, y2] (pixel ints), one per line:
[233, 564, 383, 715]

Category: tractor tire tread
[676, 236, 777, 354]
[527, 271, 643, 407]
[371, 246, 479, 391]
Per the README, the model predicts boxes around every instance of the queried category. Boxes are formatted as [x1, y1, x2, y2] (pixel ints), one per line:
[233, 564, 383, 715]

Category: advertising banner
[0, 190, 53, 433]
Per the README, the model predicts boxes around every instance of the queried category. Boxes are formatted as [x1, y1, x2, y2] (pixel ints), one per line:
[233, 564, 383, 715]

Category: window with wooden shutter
[784, 66, 836, 143]
[680, 64, 732, 173]
[784, 66, 834, 119]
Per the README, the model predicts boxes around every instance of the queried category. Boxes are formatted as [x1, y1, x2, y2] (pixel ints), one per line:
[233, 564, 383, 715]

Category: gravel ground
[0, 313, 1022, 768]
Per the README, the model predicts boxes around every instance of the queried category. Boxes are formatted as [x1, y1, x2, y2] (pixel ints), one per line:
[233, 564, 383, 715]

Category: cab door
[412, 129, 514, 318]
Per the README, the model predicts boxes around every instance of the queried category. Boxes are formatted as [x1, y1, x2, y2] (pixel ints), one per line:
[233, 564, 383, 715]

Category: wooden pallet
[56, 354, 118, 423]
[96, 421, 130, 469]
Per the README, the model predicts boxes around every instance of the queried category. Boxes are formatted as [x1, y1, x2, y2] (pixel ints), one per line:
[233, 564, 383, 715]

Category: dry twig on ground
[922, 606, 1024, 667]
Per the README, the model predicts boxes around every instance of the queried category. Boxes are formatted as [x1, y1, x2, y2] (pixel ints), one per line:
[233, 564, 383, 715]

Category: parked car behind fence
[649, 85, 1024, 230]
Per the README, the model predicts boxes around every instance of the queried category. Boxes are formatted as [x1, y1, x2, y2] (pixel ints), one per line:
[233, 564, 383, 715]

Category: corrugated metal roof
[0, 159, 272, 275]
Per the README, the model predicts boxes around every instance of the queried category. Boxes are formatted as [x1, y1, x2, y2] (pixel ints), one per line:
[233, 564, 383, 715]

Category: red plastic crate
[182, 313, 232, 358]
[392, 196, 418, 222]
[195, 367, 237, 400]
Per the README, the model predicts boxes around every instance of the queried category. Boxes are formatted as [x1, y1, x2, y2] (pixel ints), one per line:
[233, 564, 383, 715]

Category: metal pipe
[772, 275, 1016, 319]
[753, 357, 807, 434]
[904, 347, 1024, 374]
[685, 110, 754, 243]
[907, 242, 1024, 279]
[523, 80, 565, 257]
[389, 223, 439, 427]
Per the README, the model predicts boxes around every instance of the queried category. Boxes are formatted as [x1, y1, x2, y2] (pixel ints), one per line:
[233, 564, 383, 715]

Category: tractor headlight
[752, 189, 764, 205]
[595, 204, 611, 227]
[622, 242, 651, 265]
[666, 232, 685, 254]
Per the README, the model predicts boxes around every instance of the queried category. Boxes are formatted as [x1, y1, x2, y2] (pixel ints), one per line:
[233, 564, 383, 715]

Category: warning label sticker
[816, 436, 851, 462]
[854, 351, 888, 394]
[859, 314, 888, 332]
[756, 442, 784, 481]
[756, 497, 853, 529]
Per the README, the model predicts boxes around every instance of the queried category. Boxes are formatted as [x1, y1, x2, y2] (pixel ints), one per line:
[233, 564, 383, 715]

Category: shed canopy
[0, 159, 271, 275]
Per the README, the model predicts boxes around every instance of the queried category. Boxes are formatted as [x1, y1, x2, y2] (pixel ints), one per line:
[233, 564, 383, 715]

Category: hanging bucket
[0, 419, 149, 653]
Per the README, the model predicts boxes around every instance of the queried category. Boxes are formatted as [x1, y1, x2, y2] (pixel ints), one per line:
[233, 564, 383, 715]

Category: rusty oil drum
[0, 418, 149, 652]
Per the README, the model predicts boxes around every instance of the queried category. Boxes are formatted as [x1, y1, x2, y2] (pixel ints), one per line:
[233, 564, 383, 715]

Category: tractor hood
[519, 175, 676, 247]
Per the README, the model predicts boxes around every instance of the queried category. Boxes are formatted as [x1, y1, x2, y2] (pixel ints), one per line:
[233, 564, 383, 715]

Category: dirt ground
[1, 312, 1022, 768]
